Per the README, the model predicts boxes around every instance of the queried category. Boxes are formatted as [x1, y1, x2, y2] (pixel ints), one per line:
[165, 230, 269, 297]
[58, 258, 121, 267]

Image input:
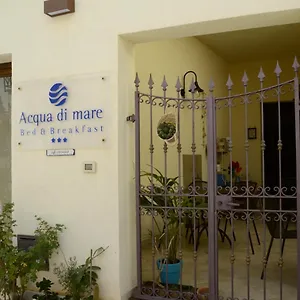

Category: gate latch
[126, 114, 135, 123]
[216, 195, 239, 210]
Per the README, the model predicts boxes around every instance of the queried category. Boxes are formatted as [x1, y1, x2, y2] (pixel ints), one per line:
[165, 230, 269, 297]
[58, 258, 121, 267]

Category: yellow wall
[0, 0, 299, 299]
[135, 37, 229, 239]
[228, 57, 296, 184]
[135, 37, 229, 181]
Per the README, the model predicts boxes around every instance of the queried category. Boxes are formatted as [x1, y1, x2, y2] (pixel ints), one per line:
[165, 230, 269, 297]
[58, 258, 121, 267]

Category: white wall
[117, 37, 137, 298]
[119, 1, 300, 39]
[4, 2, 124, 298]
[0, 0, 299, 299]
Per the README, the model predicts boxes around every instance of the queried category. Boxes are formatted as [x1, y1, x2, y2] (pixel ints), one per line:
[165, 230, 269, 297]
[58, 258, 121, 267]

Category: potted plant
[157, 113, 177, 144]
[33, 278, 60, 300]
[228, 161, 242, 184]
[0, 203, 65, 300]
[140, 167, 182, 284]
[54, 247, 108, 300]
[153, 222, 181, 285]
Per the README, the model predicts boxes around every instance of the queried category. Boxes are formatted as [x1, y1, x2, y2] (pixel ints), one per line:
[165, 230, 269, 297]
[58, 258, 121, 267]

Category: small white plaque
[46, 149, 75, 157]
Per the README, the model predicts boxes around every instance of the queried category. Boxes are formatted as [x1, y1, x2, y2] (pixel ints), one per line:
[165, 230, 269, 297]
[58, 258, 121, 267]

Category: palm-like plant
[140, 167, 182, 212]
[140, 167, 183, 264]
[54, 247, 107, 300]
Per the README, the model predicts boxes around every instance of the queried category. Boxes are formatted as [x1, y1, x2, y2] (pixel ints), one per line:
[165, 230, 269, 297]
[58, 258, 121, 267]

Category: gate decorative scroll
[132, 57, 300, 300]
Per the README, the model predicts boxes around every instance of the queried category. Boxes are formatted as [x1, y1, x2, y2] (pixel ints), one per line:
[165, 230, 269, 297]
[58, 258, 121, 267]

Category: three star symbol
[51, 137, 68, 143]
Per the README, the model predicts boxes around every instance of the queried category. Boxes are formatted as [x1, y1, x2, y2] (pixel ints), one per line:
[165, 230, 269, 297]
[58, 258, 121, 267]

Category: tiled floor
[141, 220, 298, 300]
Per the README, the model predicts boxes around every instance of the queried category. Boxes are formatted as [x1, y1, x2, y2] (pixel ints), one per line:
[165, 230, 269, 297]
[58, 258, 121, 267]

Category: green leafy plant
[0, 203, 65, 300]
[140, 167, 180, 210]
[141, 168, 206, 264]
[19, 217, 66, 293]
[140, 167, 182, 264]
[33, 278, 60, 300]
[54, 247, 108, 300]
[157, 122, 176, 140]
[0, 203, 19, 300]
[151, 221, 180, 265]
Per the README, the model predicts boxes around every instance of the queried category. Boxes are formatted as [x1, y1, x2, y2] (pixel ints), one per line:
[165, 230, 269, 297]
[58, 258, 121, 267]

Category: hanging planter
[157, 113, 177, 144]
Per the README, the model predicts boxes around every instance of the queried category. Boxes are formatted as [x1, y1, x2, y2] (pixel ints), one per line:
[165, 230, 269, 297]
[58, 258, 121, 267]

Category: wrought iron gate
[132, 58, 300, 300]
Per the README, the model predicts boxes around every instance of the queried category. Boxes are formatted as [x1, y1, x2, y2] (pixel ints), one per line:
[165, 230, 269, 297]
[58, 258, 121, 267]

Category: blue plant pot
[156, 259, 182, 284]
[217, 174, 226, 187]
[235, 176, 241, 183]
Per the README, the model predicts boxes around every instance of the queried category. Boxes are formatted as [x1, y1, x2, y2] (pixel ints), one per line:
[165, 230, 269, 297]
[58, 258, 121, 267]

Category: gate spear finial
[175, 76, 182, 92]
[293, 56, 300, 72]
[148, 74, 154, 89]
[134, 72, 140, 87]
[189, 79, 196, 93]
[242, 71, 249, 86]
[161, 75, 168, 91]
[209, 79, 215, 92]
[274, 61, 282, 77]
[258, 67, 265, 82]
[226, 74, 233, 90]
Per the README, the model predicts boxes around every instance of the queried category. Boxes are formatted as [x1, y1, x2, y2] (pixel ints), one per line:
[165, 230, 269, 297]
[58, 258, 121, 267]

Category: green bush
[0, 203, 65, 300]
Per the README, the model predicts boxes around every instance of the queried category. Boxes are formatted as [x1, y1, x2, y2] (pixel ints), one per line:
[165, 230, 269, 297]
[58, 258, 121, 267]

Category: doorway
[263, 102, 297, 209]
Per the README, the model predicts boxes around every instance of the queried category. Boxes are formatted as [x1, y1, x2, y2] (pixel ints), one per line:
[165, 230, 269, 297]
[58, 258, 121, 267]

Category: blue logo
[49, 83, 68, 107]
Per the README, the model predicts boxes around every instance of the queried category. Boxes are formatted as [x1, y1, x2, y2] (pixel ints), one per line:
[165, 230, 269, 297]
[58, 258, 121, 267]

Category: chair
[184, 180, 232, 250]
[260, 197, 297, 279]
[220, 181, 261, 255]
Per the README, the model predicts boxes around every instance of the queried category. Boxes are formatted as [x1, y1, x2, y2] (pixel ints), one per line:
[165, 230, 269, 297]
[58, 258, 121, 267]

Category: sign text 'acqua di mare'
[19, 108, 103, 126]
[18, 82, 105, 143]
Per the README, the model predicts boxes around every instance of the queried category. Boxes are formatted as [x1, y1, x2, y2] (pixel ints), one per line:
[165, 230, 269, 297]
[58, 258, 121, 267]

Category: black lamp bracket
[180, 70, 203, 98]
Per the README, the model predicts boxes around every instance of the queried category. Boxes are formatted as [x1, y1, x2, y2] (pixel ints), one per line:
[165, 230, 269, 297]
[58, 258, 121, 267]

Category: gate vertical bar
[207, 84, 218, 299]
[258, 67, 268, 300]
[176, 77, 183, 296]
[293, 58, 300, 300]
[148, 74, 156, 293]
[134, 74, 142, 291]
[275, 62, 284, 300]
[226, 75, 235, 299]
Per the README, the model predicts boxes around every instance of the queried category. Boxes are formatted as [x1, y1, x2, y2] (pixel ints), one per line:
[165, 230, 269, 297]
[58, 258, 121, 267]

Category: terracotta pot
[197, 287, 209, 300]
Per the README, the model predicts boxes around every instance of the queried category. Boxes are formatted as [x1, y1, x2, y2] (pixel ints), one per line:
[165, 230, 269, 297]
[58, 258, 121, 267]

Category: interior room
[134, 23, 300, 299]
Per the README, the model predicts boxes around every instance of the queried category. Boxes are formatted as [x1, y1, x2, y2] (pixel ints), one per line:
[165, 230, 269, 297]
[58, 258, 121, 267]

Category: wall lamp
[44, 0, 75, 17]
[180, 71, 204, 98]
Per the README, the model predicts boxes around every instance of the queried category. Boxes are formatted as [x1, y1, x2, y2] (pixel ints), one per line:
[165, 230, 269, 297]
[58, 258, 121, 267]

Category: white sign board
[15, 73, 111, 150]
